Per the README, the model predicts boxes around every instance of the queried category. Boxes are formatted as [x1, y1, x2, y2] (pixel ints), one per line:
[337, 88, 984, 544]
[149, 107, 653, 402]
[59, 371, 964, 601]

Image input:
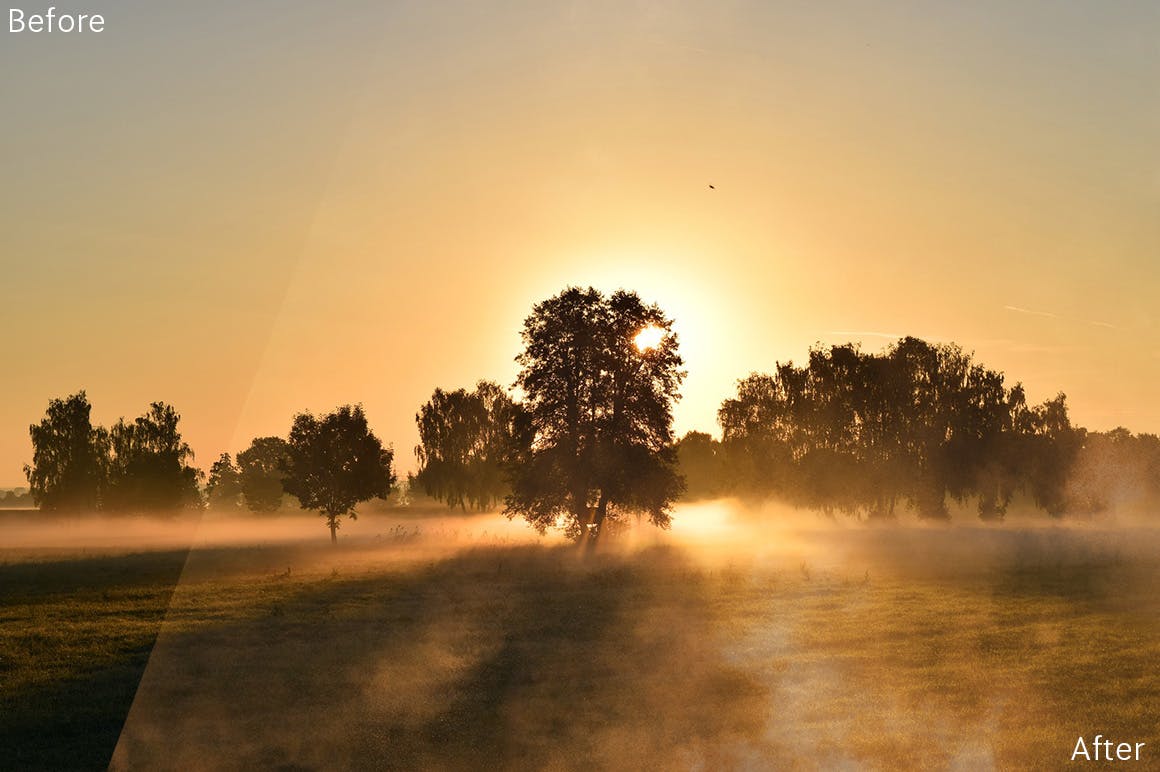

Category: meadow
[2, 506, 1157, 770]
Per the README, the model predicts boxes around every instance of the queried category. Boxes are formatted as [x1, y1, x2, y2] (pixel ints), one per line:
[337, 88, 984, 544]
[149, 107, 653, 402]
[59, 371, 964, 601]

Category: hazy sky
[3, 1, 1158, 484]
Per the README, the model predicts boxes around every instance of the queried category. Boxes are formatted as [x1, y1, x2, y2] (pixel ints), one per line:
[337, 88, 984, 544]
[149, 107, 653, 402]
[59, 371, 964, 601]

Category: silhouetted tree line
[0, 489, 34, 508]
[25, 305, 1158, 537]
[25, 393, 394, 541]
[678, 337, 1160, 520]
[24, 287, 685, 544]
[24, 393, 202, 514]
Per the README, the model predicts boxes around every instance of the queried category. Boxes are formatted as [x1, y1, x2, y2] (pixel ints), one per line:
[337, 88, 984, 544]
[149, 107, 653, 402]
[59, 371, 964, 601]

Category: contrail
[1004, 304, 1120, 330]
[1003, 305, 1059, 319]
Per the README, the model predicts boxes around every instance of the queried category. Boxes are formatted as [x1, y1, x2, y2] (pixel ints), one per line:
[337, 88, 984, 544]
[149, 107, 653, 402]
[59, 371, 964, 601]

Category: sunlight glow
[634, 325, 665, 352]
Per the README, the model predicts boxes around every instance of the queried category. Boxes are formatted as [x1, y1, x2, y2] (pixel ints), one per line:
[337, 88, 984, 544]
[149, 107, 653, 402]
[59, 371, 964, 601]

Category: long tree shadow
[0, 549, 191, 770]
[111, 543, 771, 770]
[0, 549, 192, 605]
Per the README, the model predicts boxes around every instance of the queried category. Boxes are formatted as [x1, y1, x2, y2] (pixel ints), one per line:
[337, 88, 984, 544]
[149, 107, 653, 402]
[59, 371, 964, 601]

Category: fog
[6, 503, 1156, 769]
[0, 509, 550, 563]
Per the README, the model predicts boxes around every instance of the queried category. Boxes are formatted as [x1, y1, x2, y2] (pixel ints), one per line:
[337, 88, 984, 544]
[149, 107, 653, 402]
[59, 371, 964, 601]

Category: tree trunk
[916, 478, 949, 520]
[329, 519, 338, 544]
[585, 494, 608, 553]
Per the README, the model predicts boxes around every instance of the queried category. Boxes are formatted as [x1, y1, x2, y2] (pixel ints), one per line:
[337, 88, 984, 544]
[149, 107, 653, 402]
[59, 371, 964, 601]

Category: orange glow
[634, 325, 665, 352]
[2, 4, 1157, 486]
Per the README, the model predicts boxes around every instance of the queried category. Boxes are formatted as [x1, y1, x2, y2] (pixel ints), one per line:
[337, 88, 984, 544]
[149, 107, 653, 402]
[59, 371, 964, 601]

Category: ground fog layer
[2, 505, 1157, 770]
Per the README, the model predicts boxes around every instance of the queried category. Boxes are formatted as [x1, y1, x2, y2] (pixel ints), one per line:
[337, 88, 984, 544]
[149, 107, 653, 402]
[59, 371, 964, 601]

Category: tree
[1021, 393, 1084, 516]
[104, 402, 203, 512]
[675, 431, 726, 500]
[718, 370, 801, 500]
[414, 381, 522, 510]
[505, 287, 685, 545]
[237, 436, 290, 513]
[206, 453, 243, 510]
[24, 391, 109, 512]
[282, 405, 395, 543]
[716, 338, 1068, 521]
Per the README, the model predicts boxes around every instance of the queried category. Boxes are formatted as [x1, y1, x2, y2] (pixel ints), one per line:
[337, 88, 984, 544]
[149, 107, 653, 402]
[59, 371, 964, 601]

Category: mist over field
[5, 502, 1151, 769]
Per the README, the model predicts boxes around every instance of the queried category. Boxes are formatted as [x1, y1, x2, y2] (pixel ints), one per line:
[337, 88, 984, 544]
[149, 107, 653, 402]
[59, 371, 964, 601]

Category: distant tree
[1021, 393, 1084, 516]
[205, 453, 243, 510]
[885, 337, 974, 519]
[967, 383, 1028, 521]
[717, 338, 1076, 521]
[414, 381, 522, 510]
[1065, 428, 1137, 514]
[24, 391, 108, 512]
[237, 436, 290, 513]
[105, 402, 203, 513]
[283, 405, 395, 543]
[505, 287, 685, 545]
[675, 431, 726, 500]
[718, 370, 800, 500]
[0, 489, 35, 509]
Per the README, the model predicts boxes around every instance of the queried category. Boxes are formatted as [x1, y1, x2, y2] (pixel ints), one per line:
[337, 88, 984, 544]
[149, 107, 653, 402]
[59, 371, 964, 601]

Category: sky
[2, 1, 1158, 485]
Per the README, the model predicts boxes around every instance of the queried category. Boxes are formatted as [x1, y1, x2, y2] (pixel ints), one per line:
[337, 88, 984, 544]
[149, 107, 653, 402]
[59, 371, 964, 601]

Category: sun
[634, 325, 665, 352]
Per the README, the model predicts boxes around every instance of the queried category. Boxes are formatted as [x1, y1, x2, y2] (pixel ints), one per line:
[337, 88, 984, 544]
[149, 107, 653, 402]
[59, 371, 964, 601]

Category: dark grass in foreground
[0, 550, 189, 769]
[113, 542, 769, 770]
[3, 522, 1159, 770]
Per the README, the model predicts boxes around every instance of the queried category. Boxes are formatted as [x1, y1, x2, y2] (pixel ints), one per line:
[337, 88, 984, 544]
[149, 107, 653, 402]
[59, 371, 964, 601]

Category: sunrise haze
[3, 1, 1158, 485]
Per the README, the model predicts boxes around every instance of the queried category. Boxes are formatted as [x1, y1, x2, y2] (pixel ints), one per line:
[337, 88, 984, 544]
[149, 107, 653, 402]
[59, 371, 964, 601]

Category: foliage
[282, 405, 395, 542]
[675, 431, 728, 501]
[0, 489, 34, 509]
[25, 394, 203, 514]
[505, 287, 685, 543]
[414, 381, 522, 511]
[717, 338, 1084, 520]
[104, 402, 204, 512]
[206, 453, 243, 510]
[237, 436, 291, 513]
[24, 392, 108, 512]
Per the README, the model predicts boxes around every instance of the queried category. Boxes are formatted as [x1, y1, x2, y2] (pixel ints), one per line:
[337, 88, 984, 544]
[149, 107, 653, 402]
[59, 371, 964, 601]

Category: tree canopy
[104, 402, 203, 513]
[715, 338, 1083, 520]
[505, 287, 685, 544]
[206, 453, 243, 510]
[283, 405, 395, 543]
[25, 395, 202, 514]
[414, 381, 522, 511]
[237, 436, 291, 513]
[24, 391, 107, 512]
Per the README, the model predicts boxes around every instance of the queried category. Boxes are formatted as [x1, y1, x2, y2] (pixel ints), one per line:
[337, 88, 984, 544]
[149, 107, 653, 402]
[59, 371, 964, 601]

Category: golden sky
[2, 2, 1158, 484]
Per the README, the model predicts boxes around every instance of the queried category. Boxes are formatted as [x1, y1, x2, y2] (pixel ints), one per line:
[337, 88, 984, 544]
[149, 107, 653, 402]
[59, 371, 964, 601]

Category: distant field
[2, 506, 1158, 769]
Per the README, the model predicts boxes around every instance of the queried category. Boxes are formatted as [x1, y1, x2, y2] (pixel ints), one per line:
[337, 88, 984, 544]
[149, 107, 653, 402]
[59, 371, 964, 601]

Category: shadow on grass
[0, 550, 191, 770]
[0, 549, 192, 605]
[112, 544, 771, 770]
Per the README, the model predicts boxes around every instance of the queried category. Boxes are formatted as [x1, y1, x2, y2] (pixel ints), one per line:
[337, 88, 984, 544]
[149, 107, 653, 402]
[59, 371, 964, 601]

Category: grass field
[2, 506, 1158, 770]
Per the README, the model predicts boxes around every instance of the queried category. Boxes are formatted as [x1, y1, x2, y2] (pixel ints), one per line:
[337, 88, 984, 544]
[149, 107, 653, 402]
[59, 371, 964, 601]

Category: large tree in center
[283, 405, 395, 543]
[505, 287, 685, 544]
